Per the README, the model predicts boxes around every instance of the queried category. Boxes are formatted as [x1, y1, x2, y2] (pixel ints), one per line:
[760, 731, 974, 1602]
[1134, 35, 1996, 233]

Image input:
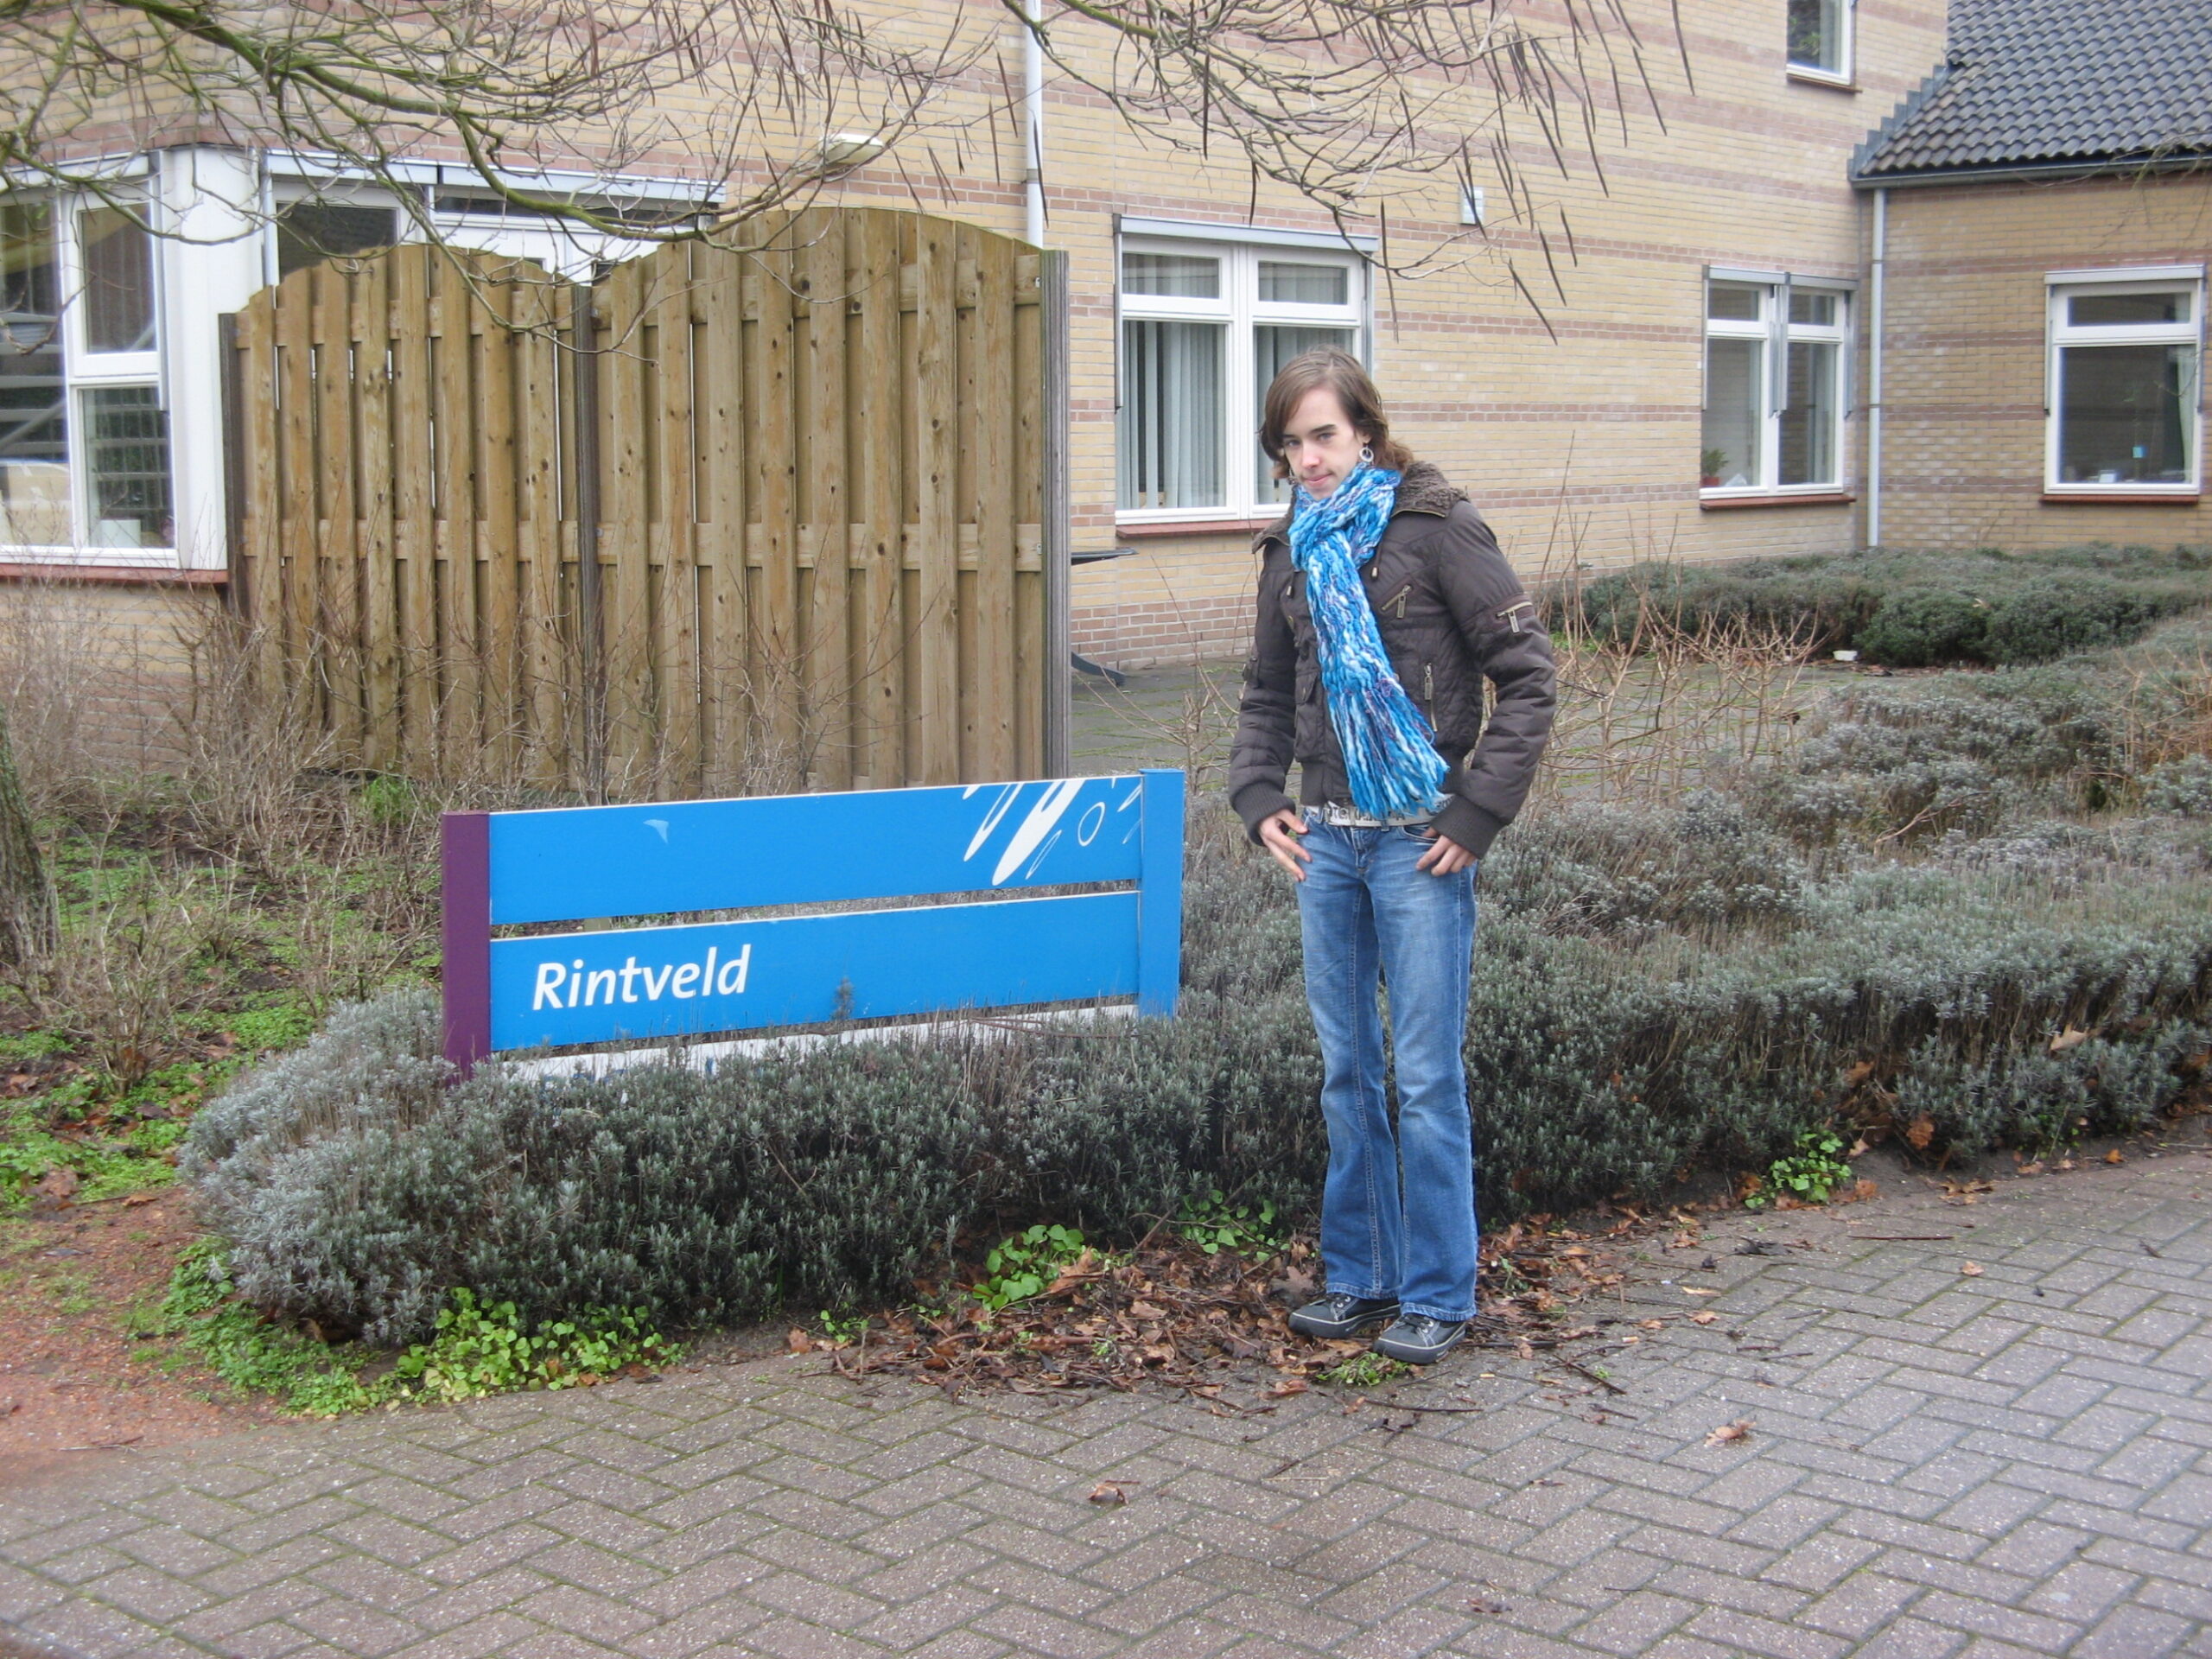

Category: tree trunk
[0, 699, 56, 966]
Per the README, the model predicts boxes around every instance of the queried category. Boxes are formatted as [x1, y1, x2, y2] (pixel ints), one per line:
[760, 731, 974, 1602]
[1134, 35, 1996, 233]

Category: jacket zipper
[1422, 663, 1433, 705]
[1384, 583, 1412, 619]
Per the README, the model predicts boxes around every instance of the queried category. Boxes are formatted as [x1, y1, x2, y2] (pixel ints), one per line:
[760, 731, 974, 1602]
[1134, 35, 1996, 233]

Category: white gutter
[1867, 185, 1887, 548]
[1023, 0, 1046, 248]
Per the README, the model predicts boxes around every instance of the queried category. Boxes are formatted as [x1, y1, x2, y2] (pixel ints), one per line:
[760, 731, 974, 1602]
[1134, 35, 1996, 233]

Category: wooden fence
[220, 210, 1071, 797]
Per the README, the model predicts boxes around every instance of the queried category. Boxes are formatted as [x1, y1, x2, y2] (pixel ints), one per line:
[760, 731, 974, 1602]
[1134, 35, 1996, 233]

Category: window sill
[1699, 492, 1855, 511]
[0, 560, 225, 585]
[1784, 66, 1856, 91]
[1114, 515, 1283, 538]
[2041, 490, 2201, 505]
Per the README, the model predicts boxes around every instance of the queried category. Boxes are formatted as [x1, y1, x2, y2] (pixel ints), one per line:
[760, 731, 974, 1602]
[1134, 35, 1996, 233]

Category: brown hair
[1258, 347, 1414, 480]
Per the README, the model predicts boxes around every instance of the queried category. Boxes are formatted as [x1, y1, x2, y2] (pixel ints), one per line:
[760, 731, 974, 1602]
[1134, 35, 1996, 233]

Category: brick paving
[2, 1153, 2208, 1659]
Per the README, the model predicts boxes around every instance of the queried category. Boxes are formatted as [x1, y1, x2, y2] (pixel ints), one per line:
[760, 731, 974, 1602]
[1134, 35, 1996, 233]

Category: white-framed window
[2044, 268, 2202, 493]
[1701, 272, 1850, 496]
[0, 191, 174, 556]
[1116, 234, 1367, 521]
[1787, 0, 1852, 82]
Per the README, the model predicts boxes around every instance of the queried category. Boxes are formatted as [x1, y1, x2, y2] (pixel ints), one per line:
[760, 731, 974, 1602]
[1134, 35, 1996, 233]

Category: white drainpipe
[1023, 0, 1046, 248]
[1867, 186, 1888, 547]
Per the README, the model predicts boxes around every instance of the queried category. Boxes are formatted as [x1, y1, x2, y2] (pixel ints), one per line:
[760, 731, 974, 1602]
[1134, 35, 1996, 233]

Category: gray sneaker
[1287, 1292, 1401, 1340]
[1372, 1315, 1469, 1365]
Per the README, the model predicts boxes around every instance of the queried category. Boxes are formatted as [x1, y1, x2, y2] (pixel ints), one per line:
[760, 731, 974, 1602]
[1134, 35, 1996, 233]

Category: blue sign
[442, 772, 1184, 1067]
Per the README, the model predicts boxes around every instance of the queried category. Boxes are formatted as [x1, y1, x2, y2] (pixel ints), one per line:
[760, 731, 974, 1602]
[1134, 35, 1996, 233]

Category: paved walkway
[3, 1153, 2208, 1659]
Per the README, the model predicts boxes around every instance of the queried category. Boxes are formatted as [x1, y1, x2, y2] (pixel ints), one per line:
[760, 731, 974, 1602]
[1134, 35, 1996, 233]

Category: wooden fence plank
[474, 269, 521, 778]
[800, 211, 851, 789]
[353, 253, 398, 771]
[429, 251, 480, 767]
[274, 272, 318, 728]
[648, 245, 699, 791]
[311, 262, 361, 753]
[1014, 249, 1047, 778]
[691, 244, 747, 793]
[749, 231, 799, 784]
[514, 276, 565, 785]
[854, 211, 906, 791]
[598, 257, 652, 784]
[234, 300, 283, 690]
[911, 216, 960, 785]
[969, 227, 1018, 781]
[387, 248, 438, 766]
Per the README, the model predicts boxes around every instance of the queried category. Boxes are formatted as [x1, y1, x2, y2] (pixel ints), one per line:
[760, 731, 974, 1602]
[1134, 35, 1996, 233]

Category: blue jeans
[1294, 821, 1478, 1323]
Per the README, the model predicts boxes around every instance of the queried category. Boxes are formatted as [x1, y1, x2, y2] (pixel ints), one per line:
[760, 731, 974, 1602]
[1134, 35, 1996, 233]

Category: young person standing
[1229, 349, 1555, 1364]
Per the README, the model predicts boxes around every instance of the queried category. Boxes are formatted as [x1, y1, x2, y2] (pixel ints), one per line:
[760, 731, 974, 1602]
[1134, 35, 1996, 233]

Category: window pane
[2069, 291, 2188, 327]
[82, 386, 171, 547]
[1255, 325, 1357, 499]
[2056, 344, 2194, 485]
[1257, 262, 1347, 305]
[1780, 340, 1839, 486]
[0, 203, 69, 544]
[276, 202, 397, 278]
[1121, 252, 1219, 299]
[1789, 289, 1839, 327]
[1118, 319, 1224, 510]
[1707, 282, 1761, 322]
[1701, 337, 1763, 487]
[80, 206, 156, 353]
[1788, 0, 1844, 71]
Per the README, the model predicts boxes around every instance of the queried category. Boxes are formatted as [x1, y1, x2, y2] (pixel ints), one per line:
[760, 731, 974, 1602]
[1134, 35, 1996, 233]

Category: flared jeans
[1294, 821, 1479, 1323]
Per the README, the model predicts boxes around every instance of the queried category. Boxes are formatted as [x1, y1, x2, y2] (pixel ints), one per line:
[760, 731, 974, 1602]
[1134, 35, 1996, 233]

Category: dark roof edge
[1850, 151, 2212, 190]
[1851, 61, 1952, 181]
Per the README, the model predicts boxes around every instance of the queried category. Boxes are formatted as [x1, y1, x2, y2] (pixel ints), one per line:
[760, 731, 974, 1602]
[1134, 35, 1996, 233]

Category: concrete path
[3, 1153, 2208, 1659]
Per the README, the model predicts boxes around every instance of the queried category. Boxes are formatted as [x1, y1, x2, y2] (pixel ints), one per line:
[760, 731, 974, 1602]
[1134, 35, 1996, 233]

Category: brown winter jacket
[1227, 461, 1556, 859]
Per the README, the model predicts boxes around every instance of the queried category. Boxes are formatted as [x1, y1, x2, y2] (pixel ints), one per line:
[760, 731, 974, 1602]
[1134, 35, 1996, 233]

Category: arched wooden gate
[219, 210, 1071, 797]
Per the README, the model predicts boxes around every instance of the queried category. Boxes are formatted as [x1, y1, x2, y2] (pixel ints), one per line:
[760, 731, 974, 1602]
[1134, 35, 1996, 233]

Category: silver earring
[1360, 446, 1375, 465]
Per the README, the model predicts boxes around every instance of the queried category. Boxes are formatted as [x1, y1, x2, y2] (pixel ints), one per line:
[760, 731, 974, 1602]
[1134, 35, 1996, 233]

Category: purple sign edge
[441, 811, 493, 1075]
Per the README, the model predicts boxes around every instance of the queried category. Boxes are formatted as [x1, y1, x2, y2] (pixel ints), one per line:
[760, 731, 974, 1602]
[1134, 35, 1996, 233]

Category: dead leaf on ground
[1265, 1378, 1309, 1398]
[2104, 1149, 2124, 1165]
[1960, 1262, 1984, 1277]
[1705, 1420, 1752, 1447]
[1691, 1312, 1719, 1325]
[785, 1328, 815, 1353]
[1088, 1481, 1131, 1506]
[32, 1166, 78, 1207]
[1466, 1596, 1511, 1615]
[1904, 1115, 1936, 1150]
[2049, 1026, 2091, 1054]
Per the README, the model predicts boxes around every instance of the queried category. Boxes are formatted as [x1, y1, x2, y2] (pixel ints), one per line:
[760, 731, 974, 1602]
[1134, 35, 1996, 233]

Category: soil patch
[0, 1193, 276, 1479]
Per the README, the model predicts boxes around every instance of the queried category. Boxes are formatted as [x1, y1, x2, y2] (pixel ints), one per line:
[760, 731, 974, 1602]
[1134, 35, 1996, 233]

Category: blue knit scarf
[1289, 463, 1448, 820]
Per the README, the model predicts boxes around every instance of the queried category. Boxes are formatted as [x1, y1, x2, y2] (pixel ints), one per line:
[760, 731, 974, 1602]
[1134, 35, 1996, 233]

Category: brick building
[0, 0, 2202, 716]
[1851, 0, 2211, 554]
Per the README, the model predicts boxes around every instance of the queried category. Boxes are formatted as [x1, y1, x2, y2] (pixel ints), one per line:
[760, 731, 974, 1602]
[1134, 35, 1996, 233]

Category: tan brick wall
[1873, 174, 2212, 552]
[22, 0, 1952, 683]
[974, 0, 1948, 665]
[0, 577, 215, 788]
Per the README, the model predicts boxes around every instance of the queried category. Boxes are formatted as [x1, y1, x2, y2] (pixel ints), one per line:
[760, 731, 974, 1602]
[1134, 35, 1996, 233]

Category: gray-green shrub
[187, 818, 2211, 1343]
[1560, 544, 2209, 666]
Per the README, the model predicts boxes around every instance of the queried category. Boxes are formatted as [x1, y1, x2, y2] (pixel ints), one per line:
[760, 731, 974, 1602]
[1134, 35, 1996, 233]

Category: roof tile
[1854, 0, 2212, 180]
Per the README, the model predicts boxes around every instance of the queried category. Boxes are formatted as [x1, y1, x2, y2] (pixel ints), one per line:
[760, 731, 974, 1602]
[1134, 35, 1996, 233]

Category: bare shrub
[1534, 555, 1818, 806]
